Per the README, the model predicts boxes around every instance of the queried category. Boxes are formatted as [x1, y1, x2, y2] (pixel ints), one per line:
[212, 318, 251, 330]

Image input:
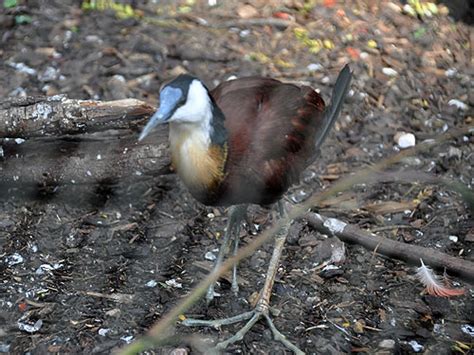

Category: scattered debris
[444, 68, 457, 77]
[448, 99, 468, 111]
[5, 253, 24, 266]
[18, 319, 43, 333]
[408, 340, 424, 352]
[7, 61, 37, 76]
[0, 343, 11, 353]
[98, 328, 111, 336]
[35, 263, 63, 275]
[204, 251, 217, 261]
[460, 324, 474, 337]
[378, 339, 396, 349]
[120, 335, 134, 344]
[145, 280, 157, 288]
[165, 279, 183, 289]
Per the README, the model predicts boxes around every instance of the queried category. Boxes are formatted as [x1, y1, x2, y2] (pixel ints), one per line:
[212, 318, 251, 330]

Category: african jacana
[139, 65, 352, 353]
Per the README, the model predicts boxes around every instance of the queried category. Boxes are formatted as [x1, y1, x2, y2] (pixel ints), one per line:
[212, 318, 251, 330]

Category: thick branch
[0, 95, 155, 138]
[305, 212, 474, 282]
[0, 95, 171, 195]
[0, 129, 171, 192]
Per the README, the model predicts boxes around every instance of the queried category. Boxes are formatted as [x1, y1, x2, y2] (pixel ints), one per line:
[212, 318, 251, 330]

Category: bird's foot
[182, 298, 304, 354]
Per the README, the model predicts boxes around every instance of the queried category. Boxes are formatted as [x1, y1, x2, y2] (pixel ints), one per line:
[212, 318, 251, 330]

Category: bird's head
[139, 74, 212, 141]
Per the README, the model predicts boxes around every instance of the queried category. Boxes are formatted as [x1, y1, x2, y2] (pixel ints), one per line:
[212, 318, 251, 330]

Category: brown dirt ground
[0, 1, 473, 354]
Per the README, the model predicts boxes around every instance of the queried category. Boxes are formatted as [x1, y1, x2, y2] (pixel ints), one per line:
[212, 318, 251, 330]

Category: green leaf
[15, 15, 33, 24]
[3, 0, 17, 8]
[413, 27, 426, 39]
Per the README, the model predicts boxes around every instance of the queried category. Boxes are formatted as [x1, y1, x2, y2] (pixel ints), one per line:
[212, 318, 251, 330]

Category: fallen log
[0, 96, 171, 197]
[0, 95, 155, 138]
[305, 212, 474, 282]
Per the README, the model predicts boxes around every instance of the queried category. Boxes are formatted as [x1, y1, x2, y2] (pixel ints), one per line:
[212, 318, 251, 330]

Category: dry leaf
[237, 4, 259, 19]
[364, 200, 417, 215]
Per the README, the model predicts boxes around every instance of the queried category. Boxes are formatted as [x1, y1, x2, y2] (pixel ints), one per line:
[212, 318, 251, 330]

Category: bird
[139, 65, 352, 353]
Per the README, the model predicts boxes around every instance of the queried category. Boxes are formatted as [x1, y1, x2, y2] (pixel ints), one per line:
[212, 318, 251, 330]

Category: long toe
[182, 306, 304, 354]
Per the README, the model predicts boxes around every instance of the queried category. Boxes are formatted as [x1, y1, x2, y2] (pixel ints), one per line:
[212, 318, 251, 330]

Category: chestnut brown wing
[210, 78, 325, 205]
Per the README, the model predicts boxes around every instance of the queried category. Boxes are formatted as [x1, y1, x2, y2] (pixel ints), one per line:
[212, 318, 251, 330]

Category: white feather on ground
[416, 259, 465, 297]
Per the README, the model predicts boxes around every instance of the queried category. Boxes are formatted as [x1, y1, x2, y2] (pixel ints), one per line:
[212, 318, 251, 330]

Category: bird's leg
[184, 201, 304, 354]
[206, 204, 248, 304]
[231, 219, 241, 295]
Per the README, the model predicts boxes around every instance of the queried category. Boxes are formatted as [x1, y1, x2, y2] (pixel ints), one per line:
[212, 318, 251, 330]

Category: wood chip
[363, 200, 417, 215]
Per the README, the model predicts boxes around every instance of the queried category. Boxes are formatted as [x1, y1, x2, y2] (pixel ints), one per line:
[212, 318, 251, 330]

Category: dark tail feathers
[314, 64, 352, 152]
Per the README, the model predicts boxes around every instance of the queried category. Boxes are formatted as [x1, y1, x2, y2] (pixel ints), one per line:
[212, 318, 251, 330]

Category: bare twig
[215, 18, 294, 29]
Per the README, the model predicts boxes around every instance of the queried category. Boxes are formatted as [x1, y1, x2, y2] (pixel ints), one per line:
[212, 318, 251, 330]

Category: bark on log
[0, 95, 155, 138]
[0, 96, 171, 196]
[305, 212, 474, 283]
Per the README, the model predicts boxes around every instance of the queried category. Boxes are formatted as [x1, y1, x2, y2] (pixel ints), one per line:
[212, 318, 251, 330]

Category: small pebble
[6, 253, 24, 266]
[382, 67, 398, 76]
[36, 264, 54, 275]
[205, 251, 216, 261]
[18, 319, 43, 333]
[379, 339, 395, 349]
[165, 279, 182, 288]
[170, 348, 189, 355]
[239, 29, 250, 38]
[105, 308, 121, 317]
[444, 68, 457, 77]
[448, 99, 468, 110]
[0, 343, 11, 353]
[290, 188, 310, 203]
[120, 335, 134, 344]
[98, 328, 110, 336]
[461, 324, 474, 337]
[448, 235, 458, 243]
[394, 132, 416, 148]
[447, 146, 462, 159]
[408, 340, 423, 352]
[8, 61, 37, 75]
[146, 280, 157, 288]
[307, 63, 322, 72]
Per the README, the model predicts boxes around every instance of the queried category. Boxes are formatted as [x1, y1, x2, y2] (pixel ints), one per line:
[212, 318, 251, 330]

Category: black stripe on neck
[209, 97, 228, 147]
